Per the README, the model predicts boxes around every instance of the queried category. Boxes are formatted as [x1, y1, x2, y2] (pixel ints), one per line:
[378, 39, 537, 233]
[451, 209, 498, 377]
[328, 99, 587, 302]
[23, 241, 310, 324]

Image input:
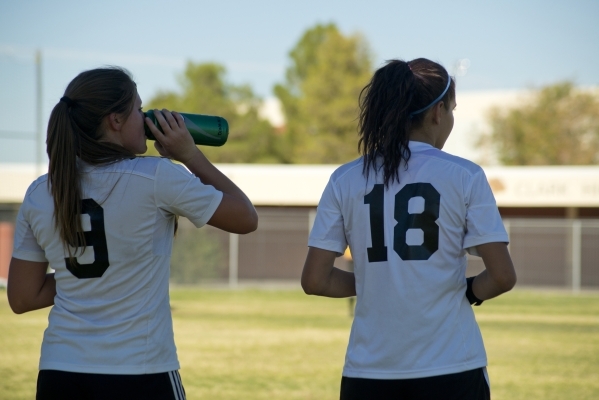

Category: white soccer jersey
[309, 141, 508, 380]
[13, 157, 223, 375]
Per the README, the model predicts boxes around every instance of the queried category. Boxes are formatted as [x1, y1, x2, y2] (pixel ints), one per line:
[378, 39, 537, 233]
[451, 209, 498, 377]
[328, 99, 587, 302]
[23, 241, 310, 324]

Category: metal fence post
[504, 219, 511, 252]
[308, 208, 316, 232]
[229, 233, 239, 288]
[572, 220, 581, 293]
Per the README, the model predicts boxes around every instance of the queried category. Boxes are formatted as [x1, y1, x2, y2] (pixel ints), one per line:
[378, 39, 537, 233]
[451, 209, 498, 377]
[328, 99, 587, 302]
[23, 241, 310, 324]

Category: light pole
[35, 49, 44, 177]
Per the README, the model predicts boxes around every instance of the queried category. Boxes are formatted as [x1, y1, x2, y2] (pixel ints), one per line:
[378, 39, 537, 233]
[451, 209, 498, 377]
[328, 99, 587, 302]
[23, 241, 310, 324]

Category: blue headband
[410, 73, 452, 117]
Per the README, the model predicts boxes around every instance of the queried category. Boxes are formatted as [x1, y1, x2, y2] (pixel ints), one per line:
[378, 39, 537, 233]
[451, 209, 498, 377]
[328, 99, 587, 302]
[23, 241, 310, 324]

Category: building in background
[1, 163, 598, 290]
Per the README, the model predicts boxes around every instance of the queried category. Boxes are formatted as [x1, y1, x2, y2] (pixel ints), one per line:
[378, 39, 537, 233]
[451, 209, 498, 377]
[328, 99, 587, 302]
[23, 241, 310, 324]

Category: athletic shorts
[340, 367, 490, 400]
[36, 369, 186, 400]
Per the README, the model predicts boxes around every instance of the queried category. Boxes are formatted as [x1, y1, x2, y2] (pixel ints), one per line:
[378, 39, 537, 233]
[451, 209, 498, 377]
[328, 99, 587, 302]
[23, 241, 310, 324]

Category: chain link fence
[170, 208, 599, 291]
[3, 206, 596, 290]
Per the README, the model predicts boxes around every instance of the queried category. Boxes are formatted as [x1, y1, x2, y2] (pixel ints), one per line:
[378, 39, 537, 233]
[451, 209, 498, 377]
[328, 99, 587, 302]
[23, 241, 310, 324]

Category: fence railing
[169, 209, 599, 291]
[1, 207, 597, 291]
[467, 218, 599, 292]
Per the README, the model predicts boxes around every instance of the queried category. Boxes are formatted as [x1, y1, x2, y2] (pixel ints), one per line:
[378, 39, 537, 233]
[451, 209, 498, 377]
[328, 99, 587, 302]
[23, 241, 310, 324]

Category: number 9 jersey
[12, 157, 223, 375]
[308, 141, 508, 380]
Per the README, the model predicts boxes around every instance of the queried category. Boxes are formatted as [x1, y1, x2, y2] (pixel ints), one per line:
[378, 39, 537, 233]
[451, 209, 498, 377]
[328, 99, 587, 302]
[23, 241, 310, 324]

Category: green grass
[1, 287, 598, 399]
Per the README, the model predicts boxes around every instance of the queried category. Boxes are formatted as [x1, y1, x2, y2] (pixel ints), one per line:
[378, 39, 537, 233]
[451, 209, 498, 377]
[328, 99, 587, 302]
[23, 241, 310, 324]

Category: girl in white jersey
[302, 58, 517, 400]
[7, 67, 258, 399]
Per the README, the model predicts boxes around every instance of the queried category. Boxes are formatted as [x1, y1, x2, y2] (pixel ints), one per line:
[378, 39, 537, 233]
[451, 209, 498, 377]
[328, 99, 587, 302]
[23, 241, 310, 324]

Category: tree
[477, 82, 599, 165]
[274, 23, 374, 164]
[145, 62, 285, 163]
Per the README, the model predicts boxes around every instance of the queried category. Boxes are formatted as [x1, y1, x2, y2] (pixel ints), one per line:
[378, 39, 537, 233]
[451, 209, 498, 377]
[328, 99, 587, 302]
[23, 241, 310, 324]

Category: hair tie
[60, 96, 75, 107]
[409, 72, 451, 117]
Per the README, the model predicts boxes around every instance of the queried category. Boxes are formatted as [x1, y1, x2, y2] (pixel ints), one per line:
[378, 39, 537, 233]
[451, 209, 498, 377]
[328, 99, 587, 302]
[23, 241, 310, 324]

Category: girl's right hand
[145, 109, 200, 164]
[147, 109, 258, 234]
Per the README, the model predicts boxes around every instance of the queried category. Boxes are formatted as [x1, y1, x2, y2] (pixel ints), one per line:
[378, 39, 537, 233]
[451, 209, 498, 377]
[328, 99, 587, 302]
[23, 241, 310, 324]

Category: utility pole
[35, 49, 43, 177]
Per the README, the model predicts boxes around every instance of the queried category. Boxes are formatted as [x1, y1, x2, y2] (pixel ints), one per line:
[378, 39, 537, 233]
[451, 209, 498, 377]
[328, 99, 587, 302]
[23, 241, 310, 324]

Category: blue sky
[1, 0, 598, 164]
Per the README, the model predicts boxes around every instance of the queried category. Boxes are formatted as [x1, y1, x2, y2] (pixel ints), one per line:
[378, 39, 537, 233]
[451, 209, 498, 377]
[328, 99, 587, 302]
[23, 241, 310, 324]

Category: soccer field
[1, 287, 598, 399]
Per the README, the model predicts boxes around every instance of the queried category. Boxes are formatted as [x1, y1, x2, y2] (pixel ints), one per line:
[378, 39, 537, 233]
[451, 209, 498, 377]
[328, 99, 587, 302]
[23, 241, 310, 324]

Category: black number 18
[364, 183, 440, 262]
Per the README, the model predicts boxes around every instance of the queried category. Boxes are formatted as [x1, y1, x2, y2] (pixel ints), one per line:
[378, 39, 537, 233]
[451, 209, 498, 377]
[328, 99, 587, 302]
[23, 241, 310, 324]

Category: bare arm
[146, 109, 258, 234]
[301, 247, 356, 298]
[182, 152, 258, 234]
[7, 258, 55, 314]
[471, 242, 517, 301]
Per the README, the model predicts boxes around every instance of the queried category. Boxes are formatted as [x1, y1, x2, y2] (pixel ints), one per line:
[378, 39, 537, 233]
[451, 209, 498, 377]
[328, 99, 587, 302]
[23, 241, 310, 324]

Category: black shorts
[340, 367, 490, 400]
[37, 369, 186, 400]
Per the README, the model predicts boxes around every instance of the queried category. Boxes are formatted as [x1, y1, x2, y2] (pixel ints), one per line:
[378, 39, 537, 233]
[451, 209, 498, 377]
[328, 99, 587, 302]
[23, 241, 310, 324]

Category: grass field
[1, 287, 598, 399]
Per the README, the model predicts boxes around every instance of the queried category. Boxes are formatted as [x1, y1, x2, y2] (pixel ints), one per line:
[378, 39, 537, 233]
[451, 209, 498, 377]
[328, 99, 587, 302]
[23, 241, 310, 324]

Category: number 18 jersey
[308, 141, 508, 379]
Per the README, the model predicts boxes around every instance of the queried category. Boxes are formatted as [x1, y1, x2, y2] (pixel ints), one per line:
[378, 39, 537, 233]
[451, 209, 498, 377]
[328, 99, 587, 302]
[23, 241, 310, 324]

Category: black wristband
[466, 276, 483, 306]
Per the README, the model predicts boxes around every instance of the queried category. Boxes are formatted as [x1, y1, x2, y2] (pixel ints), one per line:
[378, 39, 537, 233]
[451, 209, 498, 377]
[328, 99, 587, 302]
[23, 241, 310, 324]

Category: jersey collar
[408, 140, 436, 152]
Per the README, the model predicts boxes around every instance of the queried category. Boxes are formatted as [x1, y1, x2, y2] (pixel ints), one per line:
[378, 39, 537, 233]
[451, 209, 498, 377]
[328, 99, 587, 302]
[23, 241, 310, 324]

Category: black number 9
[64, 199, 110, 279]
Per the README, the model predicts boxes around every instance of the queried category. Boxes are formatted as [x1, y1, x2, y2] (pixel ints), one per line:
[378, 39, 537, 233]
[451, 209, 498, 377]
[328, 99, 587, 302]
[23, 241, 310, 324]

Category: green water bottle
[144, 110, 228, 147]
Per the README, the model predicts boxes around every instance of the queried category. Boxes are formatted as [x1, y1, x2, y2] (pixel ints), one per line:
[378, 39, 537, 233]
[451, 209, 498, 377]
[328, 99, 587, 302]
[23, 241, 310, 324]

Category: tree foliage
[478, 82, 599, 165]
[144, 62, 285, 163]
[274, 23, 374, 164]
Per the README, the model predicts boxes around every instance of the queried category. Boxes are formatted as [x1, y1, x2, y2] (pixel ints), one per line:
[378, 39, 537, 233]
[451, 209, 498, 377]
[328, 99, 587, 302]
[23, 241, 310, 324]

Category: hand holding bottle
[145, 109, 199, 164]
[145, 110, 228, 146]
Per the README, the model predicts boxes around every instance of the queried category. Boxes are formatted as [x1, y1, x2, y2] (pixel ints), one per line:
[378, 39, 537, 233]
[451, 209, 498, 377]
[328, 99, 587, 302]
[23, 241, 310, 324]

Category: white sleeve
[154, 159, 223, 228]
[307, 178, 347, 256]
[463, 168, 509, 256]
[12, 197, 47, 262]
